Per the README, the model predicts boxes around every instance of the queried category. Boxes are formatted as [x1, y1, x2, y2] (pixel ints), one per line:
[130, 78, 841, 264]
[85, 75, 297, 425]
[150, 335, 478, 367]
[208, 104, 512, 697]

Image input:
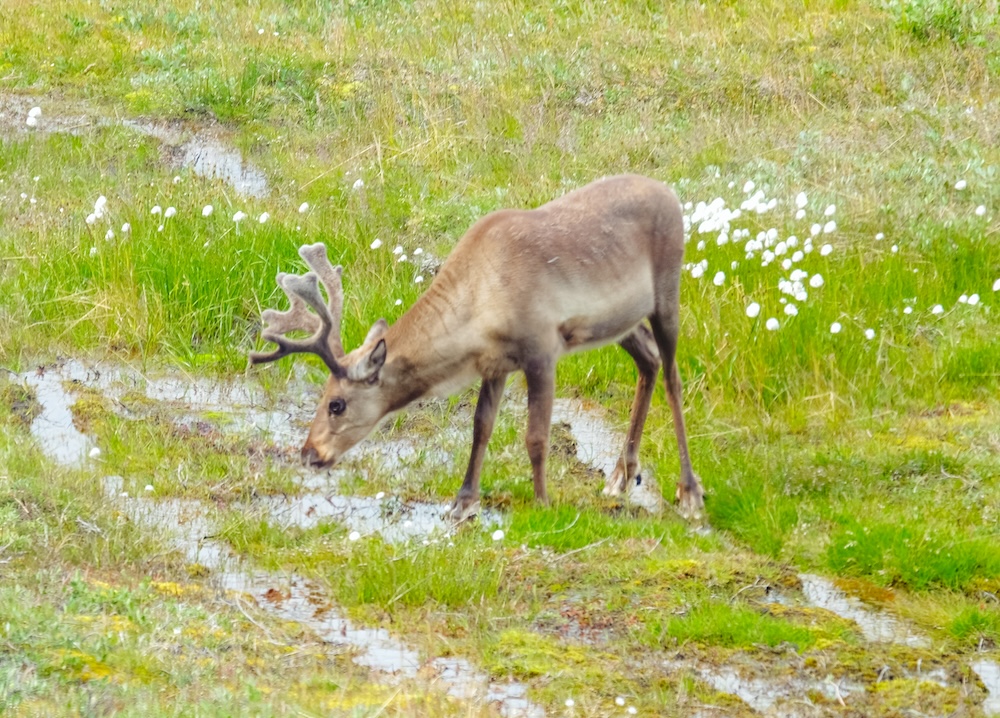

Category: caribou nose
[301, 445, 322, 467]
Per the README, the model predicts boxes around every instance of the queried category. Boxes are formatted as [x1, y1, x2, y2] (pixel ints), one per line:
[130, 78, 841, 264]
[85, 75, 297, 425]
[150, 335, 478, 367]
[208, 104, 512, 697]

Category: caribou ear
[349, 339, 386, 384]
[363, 318, 388, 345]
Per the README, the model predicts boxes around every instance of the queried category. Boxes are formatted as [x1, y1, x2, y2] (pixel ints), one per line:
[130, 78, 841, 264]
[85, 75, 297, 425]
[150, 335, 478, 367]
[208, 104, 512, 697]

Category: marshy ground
[2, 1, 1000, 715]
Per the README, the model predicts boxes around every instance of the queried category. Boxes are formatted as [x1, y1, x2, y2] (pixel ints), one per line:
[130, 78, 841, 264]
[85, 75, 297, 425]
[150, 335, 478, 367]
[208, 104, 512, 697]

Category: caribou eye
[328, 398, 347, 416]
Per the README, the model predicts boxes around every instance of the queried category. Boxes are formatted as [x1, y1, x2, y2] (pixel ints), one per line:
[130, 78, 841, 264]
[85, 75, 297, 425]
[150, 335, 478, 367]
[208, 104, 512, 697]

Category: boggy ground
[1, 358, 998, 716]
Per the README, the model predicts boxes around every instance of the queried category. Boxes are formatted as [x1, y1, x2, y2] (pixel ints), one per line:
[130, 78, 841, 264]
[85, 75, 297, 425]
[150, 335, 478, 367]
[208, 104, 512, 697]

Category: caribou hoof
[448, 496, 481, 524]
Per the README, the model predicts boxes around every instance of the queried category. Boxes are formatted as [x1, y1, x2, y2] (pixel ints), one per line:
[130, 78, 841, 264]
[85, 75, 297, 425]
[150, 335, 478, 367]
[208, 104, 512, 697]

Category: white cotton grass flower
[875, 232, 885, 241]
[781, 258, 793, 270]
[830, 322, 842, 334]
[823, 220, 837, 234]
[414, 275, 424, 283]
[398, 254, 408, 262]
[616, 697, 626, 707]
[158, 224, 164, 232]
[820, 244, 833, 257]
[993, 278, 1000, 292]
[28, 106, 41, 118]
[86, 213, 97, 225]
[784, 303, 798, 316]
[259, 212, 270, 224]
[173, 175, 181, 184]
[955, 179, 967, 190]
[627, 707, 637, 715]
[959, 294, 968, 304]
[375, 491, 386, 500]
[891, 244, 899, 253]
[348, 531, 361, 542]
[713, 271, 725, 286]
[105, 229, 114, 241]
[370, 238, 383, 249]
[690, 264, 704, 279]
[352, 178, 365, 190]
[765, 317, 780, 331]
[151, 205, 162, 215]
[746, 302, 761, 318]
[202, 205, 213, 217]
[864, 328, 875, 340]
[393, 245, 403, 255]
[795, 209, 806, 220]
[89, 447, 101, 458]
[976, 205, 986, 217]
[492, 529, 505, 541]
[121, 222, 131, 233]
[931, 304, 944, 315]
[903, 306, 913, 315]
[565, 698, 575, 708]
[298, 202, 309, 213]
[94, 195, 107, 218]
[792, 250, 804, 263]
[795, 192, 807, 209]
[89, 246, 97, 257]
[233, 211, 247, 222]
[968, 293, 980, 306]
[164, 206, 176, 218]
[809, 274, 824, 288]
[413, 248, 423, 255]
[824, 204, 836, 216]
[810, 223, 821, 237]
[144, 484, 154, 492]
[743, 180, 755, 193]
[394, 299, 403, 306]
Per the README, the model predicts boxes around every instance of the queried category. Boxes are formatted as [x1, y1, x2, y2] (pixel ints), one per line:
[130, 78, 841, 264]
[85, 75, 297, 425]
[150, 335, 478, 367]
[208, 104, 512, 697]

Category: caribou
[249, 174, 705, 521]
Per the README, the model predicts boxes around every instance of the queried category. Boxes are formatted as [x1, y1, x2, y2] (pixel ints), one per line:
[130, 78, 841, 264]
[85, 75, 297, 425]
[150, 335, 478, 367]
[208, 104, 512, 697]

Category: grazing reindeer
[250, 174, 705, 521]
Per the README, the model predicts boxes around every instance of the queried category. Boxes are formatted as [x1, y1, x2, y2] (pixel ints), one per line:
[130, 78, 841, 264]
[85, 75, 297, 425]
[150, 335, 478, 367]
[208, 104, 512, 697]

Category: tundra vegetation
[1, 0, 1000, 716]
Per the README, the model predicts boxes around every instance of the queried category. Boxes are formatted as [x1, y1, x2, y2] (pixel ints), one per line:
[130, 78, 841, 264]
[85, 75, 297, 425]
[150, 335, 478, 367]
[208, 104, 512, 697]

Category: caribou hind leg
[605, 323, 661, 496]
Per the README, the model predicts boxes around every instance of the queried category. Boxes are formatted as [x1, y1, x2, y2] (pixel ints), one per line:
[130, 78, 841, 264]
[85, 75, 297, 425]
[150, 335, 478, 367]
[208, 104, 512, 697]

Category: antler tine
[250, 245, 344, 376]
[298, 243, 345, 358]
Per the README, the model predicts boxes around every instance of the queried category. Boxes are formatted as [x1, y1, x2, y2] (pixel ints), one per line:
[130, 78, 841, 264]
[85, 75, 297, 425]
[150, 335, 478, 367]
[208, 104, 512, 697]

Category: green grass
[2, 0, 1000, 714]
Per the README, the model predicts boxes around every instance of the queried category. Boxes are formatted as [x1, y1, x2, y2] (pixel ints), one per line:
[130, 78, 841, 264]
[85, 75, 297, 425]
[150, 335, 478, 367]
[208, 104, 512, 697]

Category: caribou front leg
[450, 374, 507, 522]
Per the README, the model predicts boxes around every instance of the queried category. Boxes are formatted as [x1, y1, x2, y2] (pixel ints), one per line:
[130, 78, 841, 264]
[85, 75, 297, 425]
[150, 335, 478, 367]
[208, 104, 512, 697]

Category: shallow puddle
[124, 120, 269, 198]
[20, 367, 94, 466]
[664, 659, 861, 716]
[973, 659, 1000, 717]
[798, 573, 929, 648]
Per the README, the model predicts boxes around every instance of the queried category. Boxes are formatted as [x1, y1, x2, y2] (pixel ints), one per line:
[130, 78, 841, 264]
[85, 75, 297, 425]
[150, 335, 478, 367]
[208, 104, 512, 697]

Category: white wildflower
[993, 278, 1000, 292]
[158, 224, 164, 232]
[398, 254, 408, 262]
[375, 491, 385, 500]
[86, 213, 97, 225]
[89, 447, 101, 458]
[348, 531, 361, 542]
[565, 699, 575, 708]
[144, 484, 154, 492]
[809, 274, 824, 288]
[173, 175, 181, 184]
[28, 106, 41, 118]
[233, 211, 247, 222]
[954, 179, 967, 190]
[891, 244, 899, 253]
[820, 244, 833, 256]
[414, 275, 424, 283]
[875, 232, 885, 240]
[104, 229, 114, 240]
[352, 178, 364, 190]
[121, 222, 131, 233]
[975, 205, 986, 217]
[743, 180, 755, 193]
[616, 697, 626, 707]
[968, 293, 980, 305]
[864, 328, 875, 340]
[202, 205, 213, 217]
[824, 204, 836, 216]
[746, 302, 761, 318]
[713, 271, 725, 286]
[89, 246, 97, 257]
[394, 299, 402, 306]
[823, 220, 837, 234]
[298, 202, 309, 213]
[795, 192, 807, 209]
[959, 294, 968, 304]
[492, 529, 505, 541]
[370, 238, 383, 249]
[931, 304, 944, 315]
[830, 322, 842, 334]
[151, 205, 162, 215]
[25, 115, 38, 128]
[784, 304, 798, 316]
[903, 306, 913, 315]
[795, 209, 806, 220]
[413, 247, 423, 255]
[258, 212, 270, 223]
[765, 317, 780, 331]
[810, 223, 821, 237]
[94, 195, 107, 218]
[164, 206, 176, 218]
[782, 259, 792, 270]
[393, 245, 403, 255]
